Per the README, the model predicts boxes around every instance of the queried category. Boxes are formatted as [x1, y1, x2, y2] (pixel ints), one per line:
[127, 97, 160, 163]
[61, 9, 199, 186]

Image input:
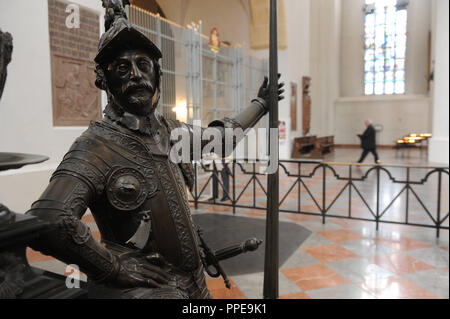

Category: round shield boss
[107, 167, 149, 211]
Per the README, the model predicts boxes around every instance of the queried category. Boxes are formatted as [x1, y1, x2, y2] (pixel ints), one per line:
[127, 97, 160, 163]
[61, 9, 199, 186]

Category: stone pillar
[429, 0, 449, 164]
[309, 0, 341, 137]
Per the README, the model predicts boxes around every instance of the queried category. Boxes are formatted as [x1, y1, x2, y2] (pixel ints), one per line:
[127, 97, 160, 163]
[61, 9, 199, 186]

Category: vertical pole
[322, 165, 326, 224]
[437, 170, 442, 238]
[212, 161, 217, 203]
[253, 162, 257, 208]
[213, 51, 217, 119]
[232, 161, 236, 215]
[405, 167, 410, 224]
[194, 162, 198, 209]
[376, 165, 380, 231]
[263, 0, 279, 300]
[298, 162, 301, 213]
[349, 165, 352, 218]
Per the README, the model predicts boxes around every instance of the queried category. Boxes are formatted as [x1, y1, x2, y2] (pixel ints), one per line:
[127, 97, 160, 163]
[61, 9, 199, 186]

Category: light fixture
[172, 100, 187, 123]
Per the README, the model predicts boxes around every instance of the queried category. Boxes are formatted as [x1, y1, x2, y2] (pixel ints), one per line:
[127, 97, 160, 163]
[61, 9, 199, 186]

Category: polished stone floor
[27, 148, 449, 299]
[199, 208, 448, 299]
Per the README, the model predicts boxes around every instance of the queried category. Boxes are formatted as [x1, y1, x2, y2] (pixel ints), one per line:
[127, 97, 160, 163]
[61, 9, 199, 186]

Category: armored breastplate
[86, 121, 200, 272]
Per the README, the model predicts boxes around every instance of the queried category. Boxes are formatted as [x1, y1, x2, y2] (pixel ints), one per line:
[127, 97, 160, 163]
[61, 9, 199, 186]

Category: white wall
[251, 0, 311, 159]
[0, 0, 105, 213]
[428, 0, 449, 164]
[0, 0, 105, 164]
[283, 0, 311, 138]
[335, 95, 430, 145]
[278, 0, 311, 158]
[328, 0, 432, 146]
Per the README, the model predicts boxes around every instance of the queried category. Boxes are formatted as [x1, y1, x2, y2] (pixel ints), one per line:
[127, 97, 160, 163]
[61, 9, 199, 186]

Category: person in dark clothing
[357, 119, 380, 164]
[209, 159, 232, 202]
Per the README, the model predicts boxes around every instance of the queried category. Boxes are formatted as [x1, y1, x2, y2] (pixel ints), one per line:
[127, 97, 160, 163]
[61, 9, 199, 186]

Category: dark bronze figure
[0, 28, 13, 106]
[0, 28, 14, 222]
[102, 0, 130, 30]
[1, 29, 78, 299]
[27, 2, 283, 299]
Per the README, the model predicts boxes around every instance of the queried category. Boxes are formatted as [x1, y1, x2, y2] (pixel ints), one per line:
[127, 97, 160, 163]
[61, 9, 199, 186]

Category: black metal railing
[189, 159, 449, 238]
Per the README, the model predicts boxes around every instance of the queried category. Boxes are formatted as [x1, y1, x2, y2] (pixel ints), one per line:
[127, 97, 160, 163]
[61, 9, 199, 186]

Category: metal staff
[263, 0, 279, 299]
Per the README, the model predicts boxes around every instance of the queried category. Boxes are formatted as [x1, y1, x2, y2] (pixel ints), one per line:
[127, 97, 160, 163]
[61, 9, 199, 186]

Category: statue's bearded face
[105, 49, 157, 116]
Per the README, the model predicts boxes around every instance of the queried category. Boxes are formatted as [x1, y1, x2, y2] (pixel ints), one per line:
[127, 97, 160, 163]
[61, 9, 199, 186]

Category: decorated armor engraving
[106, 167, 156, 211]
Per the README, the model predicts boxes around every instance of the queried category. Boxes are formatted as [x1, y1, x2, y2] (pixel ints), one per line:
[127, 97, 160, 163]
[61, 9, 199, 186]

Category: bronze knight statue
[27, 1, 284, 299]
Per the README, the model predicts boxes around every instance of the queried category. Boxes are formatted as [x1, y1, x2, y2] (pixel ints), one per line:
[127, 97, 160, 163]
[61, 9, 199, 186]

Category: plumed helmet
[94, 1, 162, 91]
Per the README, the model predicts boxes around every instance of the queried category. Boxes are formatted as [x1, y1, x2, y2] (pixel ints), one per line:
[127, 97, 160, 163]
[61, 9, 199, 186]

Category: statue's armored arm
[26, 175, 120, 283]
[205, 97, 267, 156]
[205, 76, 283, 156]
[173, 76, 283, 159]
[208, 73, 285, 134]
[170, 97, 267, 159]
[209, 97, 268, 132]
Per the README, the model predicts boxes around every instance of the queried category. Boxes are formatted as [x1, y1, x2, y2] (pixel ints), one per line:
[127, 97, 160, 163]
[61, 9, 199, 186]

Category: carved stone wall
[48, 0, 101, 126]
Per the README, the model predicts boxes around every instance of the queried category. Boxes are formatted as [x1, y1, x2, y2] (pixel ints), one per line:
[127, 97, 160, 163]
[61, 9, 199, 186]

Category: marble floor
[27, 148, 449, 299]
[199, 208, 448, 299]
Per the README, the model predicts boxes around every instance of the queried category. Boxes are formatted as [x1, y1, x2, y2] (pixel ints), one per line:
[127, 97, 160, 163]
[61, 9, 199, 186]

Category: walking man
[357, 119, 380, 164]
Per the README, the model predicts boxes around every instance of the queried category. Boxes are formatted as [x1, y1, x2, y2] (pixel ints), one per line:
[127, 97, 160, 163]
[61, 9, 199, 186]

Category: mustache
[123, 81, 155, 94]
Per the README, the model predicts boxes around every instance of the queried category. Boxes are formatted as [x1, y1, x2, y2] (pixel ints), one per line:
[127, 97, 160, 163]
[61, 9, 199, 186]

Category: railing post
[298, 162, 301, 214]
[212, 161, 217, 204]
[322, 164, 326, 225]
[405, 167, 410, 224]
[437, 170, 442, 238]
[253, 162, 256, 208]
[194, 162, 198, 209]
[232, 161, 236, 215]
[348, 165, 352, 218]
[376, 165, 380, 231]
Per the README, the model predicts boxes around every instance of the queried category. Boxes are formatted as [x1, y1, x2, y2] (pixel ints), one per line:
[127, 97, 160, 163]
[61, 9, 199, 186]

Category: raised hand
[257, 74, 285, 108]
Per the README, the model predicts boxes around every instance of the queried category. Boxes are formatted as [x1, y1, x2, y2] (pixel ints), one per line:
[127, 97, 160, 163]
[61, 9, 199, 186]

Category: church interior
[0, 0, 448, 299]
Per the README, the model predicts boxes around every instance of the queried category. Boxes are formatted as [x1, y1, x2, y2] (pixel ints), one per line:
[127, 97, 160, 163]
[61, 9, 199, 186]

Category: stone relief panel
[48, 0, 101, 126]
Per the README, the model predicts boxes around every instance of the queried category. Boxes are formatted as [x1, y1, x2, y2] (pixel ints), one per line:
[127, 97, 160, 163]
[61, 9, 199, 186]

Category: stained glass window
[364, 0, 408, 95]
